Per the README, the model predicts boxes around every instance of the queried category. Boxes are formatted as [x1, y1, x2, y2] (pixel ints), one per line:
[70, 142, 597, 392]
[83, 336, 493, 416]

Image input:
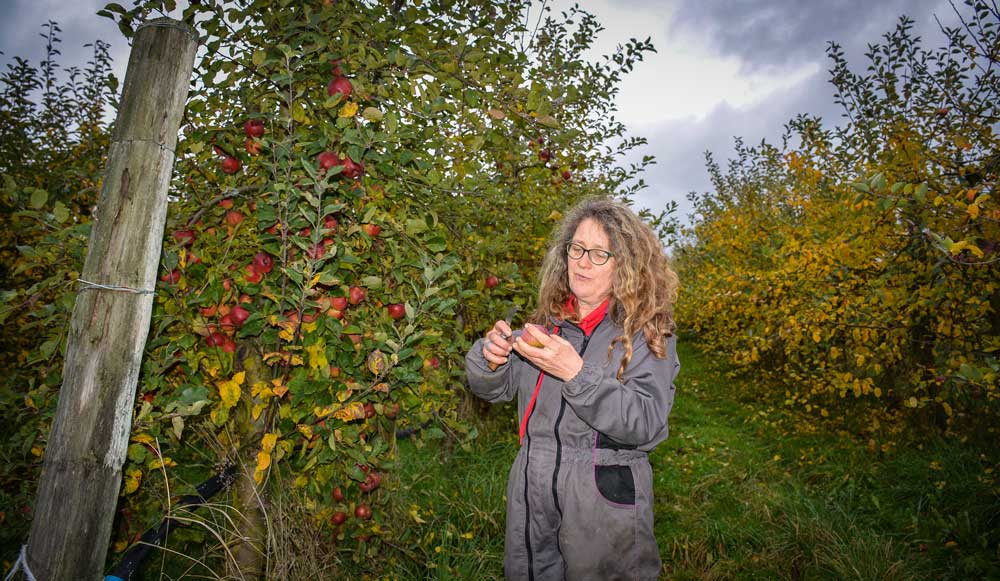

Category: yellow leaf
[148, 457, 177, 470]
[297, 424, 313, 440]
[333, 402, 366, 422]
[307, 341, 329, 371]
[218, 371, 245, 410]
[946, 239, 984, 258]
[339, 101, 358, 118]
[252, 403, 267, 420]
[811, 329, 821, 343]
[314, 405, 336, 418]
[968, 203, 980, 219]
[294, 474, 309, 488]
[256, 450, 271, 472]
[251, 381, 273, 400]
[262, 433, 279, 453]
[272, 379, 289, 398]
[123, 469, 142, 495]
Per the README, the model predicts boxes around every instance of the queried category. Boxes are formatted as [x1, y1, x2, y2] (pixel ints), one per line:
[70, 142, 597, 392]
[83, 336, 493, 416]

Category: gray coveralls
[465, 314, 679, 580]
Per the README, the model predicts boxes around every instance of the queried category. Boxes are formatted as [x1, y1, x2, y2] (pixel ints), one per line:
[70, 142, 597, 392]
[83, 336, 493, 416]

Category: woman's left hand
[513, 330, 584, 382]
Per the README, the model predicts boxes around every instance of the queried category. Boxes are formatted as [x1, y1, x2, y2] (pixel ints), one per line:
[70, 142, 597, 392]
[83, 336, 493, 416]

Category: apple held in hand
[521, 323, 551, 348]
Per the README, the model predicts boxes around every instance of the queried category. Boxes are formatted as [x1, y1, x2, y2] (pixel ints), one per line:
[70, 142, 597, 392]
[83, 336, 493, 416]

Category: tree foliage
[1, 1, 655, 574]
[676, 1, 1000, 446]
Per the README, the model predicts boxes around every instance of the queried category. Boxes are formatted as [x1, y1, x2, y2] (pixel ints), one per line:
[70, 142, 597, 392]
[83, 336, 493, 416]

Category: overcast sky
[0, 0, 962, 225]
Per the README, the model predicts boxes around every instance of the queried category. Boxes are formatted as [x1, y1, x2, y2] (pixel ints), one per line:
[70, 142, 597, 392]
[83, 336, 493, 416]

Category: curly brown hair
[531, 197, 679, 378]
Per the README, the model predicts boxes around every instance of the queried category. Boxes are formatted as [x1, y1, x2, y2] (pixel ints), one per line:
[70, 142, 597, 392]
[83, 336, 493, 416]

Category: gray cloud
[630, 67, 841, 222]
[0, 0, 128, 80]
[663, 0, 956, 70]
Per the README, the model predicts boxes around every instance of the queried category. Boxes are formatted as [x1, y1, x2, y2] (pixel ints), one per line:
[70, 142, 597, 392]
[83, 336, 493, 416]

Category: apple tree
[2, 0, 656, 574]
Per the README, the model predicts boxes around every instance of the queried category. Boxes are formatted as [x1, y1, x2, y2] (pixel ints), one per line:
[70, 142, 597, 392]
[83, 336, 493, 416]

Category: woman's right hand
[483, 319, 515, 368]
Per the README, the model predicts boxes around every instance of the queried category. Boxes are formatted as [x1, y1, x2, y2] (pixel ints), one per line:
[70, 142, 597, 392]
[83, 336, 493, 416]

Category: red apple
[244, 119, 265, 138]
[239, 294, 252, 304]
[172, 229, 196, 246]
[562, 170, 572, 180]
[485, 274, 499, 289]
[244, 265, 263, 284]
[323, 215, 339, 233]
[225, 210, 244, 227]
[252, 252, 274, 274]
[331, 297, 348, 311]
[332, 486, 345, 502]
[341, 155, 364, 179]
[245, 138, 262, 156]
[427, 356, 440, 369]
[347, 333, 362, 345]
[221, 156, 241, 174]
[386, 303, 406, 320]
[206, 332, 228, 348]
[363, 403, 376, 420]
[229, 305, 250, 327]
[354, 504, 372, 520]
[521, 323, 551, 348]
[218, 198, 234, 209]
[327, 308, 345, 320]
[317, 151, 338, 170]
[219, 313, 235, 332]
[362, 223, 381, 237]
[200, 304, 217, 317]
[330, 511, 348, 526]
[358, 470, 381, 492]
[329, 366, 341, 378]
[384, 403, 400, 419]
[327, 76, 353, 99]
[538, 149, 551, 162]
[160, 269, 180, 284]
[348, 286, 366, 305]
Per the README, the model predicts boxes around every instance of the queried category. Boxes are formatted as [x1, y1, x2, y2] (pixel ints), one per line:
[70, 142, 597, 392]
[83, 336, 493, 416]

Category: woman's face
[567, 218, 615, 309]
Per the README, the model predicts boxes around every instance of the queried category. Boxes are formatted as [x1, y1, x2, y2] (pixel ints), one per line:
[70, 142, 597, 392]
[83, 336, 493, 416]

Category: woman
[465, 197, 680, 580]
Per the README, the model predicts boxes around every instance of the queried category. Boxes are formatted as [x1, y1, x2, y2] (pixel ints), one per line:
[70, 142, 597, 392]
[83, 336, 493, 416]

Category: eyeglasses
[566, 242, 614, 266]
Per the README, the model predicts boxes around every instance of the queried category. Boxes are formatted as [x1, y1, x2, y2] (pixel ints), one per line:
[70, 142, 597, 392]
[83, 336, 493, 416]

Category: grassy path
[375, 341, 998, 580]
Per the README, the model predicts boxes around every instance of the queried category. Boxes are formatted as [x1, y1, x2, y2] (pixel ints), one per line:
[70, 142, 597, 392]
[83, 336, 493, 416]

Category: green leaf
[53, 201, 69, 223]
[29, 188, 48, 209]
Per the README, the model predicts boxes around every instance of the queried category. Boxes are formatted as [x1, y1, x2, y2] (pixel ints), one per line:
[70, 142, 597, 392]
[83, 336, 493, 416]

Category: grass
[339, 340, 999, 580]
[117, 340, 1000, 579]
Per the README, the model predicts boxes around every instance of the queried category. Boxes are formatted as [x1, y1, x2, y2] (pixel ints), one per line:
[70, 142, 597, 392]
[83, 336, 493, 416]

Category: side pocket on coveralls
[594, 464, 636, 505]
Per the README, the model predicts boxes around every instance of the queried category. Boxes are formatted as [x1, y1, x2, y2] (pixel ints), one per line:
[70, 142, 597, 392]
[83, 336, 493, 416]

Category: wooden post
[25, 18, 197, 580]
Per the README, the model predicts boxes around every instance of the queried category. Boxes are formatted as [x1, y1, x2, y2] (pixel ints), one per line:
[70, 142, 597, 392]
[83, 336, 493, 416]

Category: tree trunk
[25, 18, 197, 581]
[230, 351, 269, 580]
